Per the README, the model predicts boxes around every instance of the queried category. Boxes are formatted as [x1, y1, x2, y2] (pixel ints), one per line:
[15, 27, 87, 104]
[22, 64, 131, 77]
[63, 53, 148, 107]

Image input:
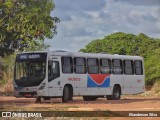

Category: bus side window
[87, 58, 99, 74]
[112, 59, 123, 74]
[134, 60, 143, 75]
[100, 59, 111, 74]
[48, 61, 60, 82]
[62, 57, 73, 73]
[74, 57, 86, 74]
[124, 60, 134, 75]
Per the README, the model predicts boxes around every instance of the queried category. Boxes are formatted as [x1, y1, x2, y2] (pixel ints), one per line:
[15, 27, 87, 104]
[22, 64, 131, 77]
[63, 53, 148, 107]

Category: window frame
[124, 60, 134, 75]
[100, 58, 111, 74]
[61, 57, 73, 73]
[87, 58, 99, 74]
[48, 61, 60, 82]
[134, 60, 143, 75]
[74, 57, 87, 74]
[112, 59, 123, 74]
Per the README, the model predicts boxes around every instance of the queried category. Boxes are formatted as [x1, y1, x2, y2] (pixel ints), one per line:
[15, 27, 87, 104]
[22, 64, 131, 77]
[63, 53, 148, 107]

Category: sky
[45, 0, 160, 52]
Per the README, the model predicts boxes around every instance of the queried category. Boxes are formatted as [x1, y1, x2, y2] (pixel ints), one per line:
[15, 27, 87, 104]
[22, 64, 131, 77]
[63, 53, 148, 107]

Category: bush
[0, 54, 15, 94]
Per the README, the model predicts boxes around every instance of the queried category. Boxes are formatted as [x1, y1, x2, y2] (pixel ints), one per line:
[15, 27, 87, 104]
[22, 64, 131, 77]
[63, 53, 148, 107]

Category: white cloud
[46, 0, 160, 52]
[114, 0, 160, 6]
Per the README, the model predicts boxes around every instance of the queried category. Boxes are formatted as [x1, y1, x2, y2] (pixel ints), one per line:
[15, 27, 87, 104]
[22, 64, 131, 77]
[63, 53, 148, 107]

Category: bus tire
[62, 86, 69, 103]
[68, 87, 73, 101]
[112, 86, 121, 100]
[106, 86, 121, 100]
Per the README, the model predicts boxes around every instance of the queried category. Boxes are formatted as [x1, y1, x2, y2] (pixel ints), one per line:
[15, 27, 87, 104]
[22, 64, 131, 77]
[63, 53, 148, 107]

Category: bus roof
[48, 51, 143, 60]
[17, 51, 143, 60]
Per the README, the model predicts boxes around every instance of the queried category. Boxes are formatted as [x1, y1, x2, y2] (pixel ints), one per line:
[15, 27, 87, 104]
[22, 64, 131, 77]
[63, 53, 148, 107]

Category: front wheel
[62, 86, 69, 102]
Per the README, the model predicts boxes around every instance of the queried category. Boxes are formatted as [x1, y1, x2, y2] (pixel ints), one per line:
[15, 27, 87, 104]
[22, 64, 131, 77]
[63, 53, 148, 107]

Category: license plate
[25, 94, 31, 97]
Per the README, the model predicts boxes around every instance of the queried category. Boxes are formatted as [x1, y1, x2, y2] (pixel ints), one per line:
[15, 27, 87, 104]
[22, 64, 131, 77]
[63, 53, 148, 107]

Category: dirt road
[0, 96, 160, 120]
[0, 96, 160, 111]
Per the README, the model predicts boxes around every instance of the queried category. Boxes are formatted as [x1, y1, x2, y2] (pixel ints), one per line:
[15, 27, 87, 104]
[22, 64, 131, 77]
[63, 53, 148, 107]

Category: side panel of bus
[122, 59, 145, 94]
[47, 56, 75, 97]
[123, 75, 144, 94]
[73, 74, 112, 96]
[47, 55, 145, 97]
[73, 57, 112, 96]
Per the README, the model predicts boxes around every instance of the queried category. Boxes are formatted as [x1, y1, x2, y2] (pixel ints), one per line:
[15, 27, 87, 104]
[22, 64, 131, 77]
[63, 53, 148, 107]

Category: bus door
[48, 59, 61, 96]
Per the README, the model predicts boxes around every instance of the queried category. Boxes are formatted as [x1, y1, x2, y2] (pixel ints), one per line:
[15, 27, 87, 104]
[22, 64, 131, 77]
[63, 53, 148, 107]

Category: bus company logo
[87, 74, 110, 87]
[2, 112, 11, 117]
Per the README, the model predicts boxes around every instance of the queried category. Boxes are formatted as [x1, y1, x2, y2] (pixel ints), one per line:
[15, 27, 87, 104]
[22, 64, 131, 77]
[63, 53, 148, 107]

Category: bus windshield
[14, 53, 47, 87]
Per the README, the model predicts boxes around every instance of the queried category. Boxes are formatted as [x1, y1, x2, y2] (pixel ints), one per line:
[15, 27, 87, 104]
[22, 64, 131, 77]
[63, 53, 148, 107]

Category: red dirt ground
[0, 96, 160, 119]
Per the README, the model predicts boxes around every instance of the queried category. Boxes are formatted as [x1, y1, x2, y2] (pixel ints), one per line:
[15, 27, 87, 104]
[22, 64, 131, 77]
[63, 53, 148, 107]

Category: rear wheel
[62, 86, 69, 102]
[106, 86, 121, 100]
[112, 86, 121, 100]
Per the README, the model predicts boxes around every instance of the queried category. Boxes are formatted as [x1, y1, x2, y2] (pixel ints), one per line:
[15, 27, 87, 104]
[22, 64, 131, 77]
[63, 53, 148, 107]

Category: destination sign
[16, 53, 46, 61]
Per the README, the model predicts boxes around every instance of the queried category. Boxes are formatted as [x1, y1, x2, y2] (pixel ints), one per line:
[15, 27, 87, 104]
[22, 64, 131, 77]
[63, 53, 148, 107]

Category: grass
[139, 79, 160, 97]
[0, 80, 13, 96]
[150, 80, 160, 95]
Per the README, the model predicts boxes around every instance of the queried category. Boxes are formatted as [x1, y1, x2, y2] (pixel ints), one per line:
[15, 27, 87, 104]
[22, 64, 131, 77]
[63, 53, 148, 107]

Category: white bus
[13, 51, 145, 102]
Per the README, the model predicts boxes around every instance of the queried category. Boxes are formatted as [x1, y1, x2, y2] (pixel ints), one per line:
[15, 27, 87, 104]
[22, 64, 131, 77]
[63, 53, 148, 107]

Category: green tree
[80, 32, 160, 85]
[0, 0, 59, 57]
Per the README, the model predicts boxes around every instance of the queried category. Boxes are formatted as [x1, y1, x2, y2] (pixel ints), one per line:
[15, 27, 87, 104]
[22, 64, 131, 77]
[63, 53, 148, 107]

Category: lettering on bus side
[68, 78, 81, 81]
[137, 79, 142, 83]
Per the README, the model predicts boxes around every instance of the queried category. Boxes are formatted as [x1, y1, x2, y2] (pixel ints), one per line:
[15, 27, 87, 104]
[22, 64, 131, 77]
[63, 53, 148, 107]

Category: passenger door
[48, 60, 62, 96]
